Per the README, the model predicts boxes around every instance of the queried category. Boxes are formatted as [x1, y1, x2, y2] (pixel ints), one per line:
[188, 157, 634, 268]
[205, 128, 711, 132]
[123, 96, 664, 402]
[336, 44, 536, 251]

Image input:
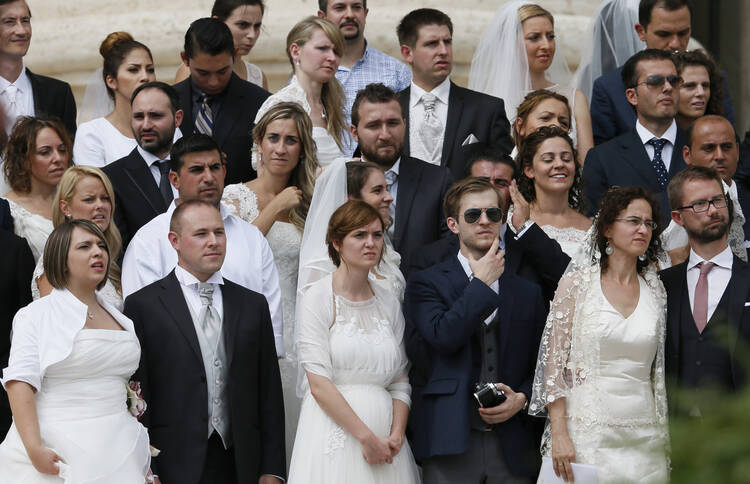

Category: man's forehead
[359, 100, 402, 119]
[693, 121, 735, 145]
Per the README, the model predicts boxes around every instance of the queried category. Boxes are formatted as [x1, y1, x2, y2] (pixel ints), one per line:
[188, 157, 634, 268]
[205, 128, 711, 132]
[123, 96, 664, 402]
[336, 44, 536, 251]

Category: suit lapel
[441, 83, 464, 166]
[220, 281, 240, 369]
[394, 157, 420, 247]
[496, 273, 515, 362]
[211, 74, 244, 147]
[619, 131, 660, 188]
[663, 264, 686, 363]
[668, 129, 687, 177]
[727, 256, 750, 357]
[159, 271, 204, 364]
[26, 69, 45, 114]
[399, 88, 411, 157]
[123, 149, 166, 213]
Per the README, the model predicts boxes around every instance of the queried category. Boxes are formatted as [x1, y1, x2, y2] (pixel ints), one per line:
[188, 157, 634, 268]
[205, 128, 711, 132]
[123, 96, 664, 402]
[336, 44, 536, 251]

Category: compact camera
[473, 382, 507, 408]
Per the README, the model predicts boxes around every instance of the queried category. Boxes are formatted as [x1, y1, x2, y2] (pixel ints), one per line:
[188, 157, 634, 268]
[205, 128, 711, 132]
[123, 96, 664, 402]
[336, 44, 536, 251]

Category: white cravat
[419, 92, 443, 162]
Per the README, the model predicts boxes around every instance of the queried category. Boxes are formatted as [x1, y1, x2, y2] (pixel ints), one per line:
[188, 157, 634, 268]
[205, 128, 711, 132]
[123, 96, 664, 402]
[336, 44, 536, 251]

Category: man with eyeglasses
[660, 165, 750, 416]
[404, 177, 546, 483]
[584, 48, 687, 225]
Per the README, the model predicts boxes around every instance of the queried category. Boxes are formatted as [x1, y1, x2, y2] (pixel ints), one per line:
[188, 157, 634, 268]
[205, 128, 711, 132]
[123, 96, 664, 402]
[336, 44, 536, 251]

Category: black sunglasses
[634, 74, 683, 89]
[463, 207, 503, 224]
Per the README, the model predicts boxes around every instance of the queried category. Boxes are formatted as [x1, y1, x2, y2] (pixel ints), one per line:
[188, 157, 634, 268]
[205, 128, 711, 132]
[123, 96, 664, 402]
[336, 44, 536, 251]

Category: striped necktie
[195, 94, 213, 136]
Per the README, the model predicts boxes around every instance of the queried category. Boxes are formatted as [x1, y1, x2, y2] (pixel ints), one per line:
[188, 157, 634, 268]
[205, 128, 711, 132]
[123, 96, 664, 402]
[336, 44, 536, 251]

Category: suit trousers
[199, 432, 237, 484]
[421, 430, 534, 484]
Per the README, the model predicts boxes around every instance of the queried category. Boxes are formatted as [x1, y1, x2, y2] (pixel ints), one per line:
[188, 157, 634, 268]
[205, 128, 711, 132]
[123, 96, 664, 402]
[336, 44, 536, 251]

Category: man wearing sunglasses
[660, 165, 750, 416]
[584, 48, 687, 224]
[404, 177, 546, 483]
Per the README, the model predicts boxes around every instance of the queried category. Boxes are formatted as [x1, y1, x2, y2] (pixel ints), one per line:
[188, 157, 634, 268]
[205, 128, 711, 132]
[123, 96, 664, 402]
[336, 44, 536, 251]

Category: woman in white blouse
[0, 219, 152, 482]
[74, 32, 157, 167]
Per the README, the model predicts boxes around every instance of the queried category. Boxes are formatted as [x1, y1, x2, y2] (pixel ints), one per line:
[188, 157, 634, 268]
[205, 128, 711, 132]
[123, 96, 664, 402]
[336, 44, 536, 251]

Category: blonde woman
[253, 16, 351, 169]
[32, 166, 123, 310]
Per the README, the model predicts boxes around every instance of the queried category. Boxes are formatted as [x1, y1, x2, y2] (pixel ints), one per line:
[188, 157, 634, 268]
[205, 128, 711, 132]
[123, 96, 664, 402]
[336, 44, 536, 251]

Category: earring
[65, 213, 72, 220]
[638, 253, 647, 262]
[295, 58, 300, 67]
[605, 239, 614, 255]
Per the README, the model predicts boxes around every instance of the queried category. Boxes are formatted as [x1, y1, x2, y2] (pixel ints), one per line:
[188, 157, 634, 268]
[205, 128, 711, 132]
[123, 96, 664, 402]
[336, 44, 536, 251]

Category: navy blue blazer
[0, 198, 13, 232]
[583, 128, 687, 223]
[590, 66, 735, 146]
[404, 257, 545, 477]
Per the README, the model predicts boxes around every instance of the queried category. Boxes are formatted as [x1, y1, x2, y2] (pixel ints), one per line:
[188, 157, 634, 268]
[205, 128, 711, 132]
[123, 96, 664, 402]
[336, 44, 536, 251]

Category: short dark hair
[184, 17, 235, 59]
[170, 134, 223, 172]
[685, 114, 737, 148]
[0, 0, 30, 16]
[130, 81, 180, 113]
[44, 219, 110, 291]
[318, 0, 366, 13]
[99, 32, 153, 101]
[397, 8, 453, 48]
[621, 48, 675, 89]
[639, 0, 692, 28]
[674, 49, 726, 118]
[351, 83, 402, 127]
[595, 187, 663, 274]
[170, 199, 220, 234]
[443, 177, 502, 221]
[667, 164, 724, 209]
[326, 200, 383, 267]
[464, 146, 517, 179]
[212, 0, 265, 19]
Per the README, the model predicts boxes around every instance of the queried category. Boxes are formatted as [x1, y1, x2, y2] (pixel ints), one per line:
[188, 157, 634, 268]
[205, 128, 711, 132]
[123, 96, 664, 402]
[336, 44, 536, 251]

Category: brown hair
[397, 8, 453, 48]
[667, 164, 724, 209]
[516, 125, 583, 212]
[674, 49, 726, 118]
[595, 187, 663, 274]
[100, 31, 153, 101]
[518, 4, 554, 24]
[513, 89, 571, 151]
[326, 200, 384, 267]
[3, 116, 72, 193]
[443, 177, 502, 220]
[44, 219, 110, 291]
[346, 161, 383, 198]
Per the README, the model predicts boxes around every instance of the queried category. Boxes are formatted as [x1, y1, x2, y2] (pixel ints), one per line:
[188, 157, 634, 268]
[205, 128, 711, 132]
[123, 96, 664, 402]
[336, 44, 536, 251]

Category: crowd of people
[0, 0, 748, 483]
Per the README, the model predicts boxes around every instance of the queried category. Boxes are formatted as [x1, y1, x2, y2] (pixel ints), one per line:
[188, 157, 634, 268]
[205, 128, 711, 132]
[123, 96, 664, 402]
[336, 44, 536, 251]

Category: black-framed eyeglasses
[614, 217, 658, 230]
[463, 207, 503, 224]
[676, 195, 727, 213]
[634, 74, 683, 89]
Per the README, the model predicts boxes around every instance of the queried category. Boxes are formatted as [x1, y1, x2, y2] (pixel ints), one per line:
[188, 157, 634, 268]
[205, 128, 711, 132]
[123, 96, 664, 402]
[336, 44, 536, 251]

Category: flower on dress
[126, 380, 147, 419]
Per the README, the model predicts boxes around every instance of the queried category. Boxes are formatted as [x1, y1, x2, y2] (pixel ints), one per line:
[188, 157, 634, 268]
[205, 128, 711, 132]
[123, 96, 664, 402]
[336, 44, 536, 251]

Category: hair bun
[100, 31, 135, 58]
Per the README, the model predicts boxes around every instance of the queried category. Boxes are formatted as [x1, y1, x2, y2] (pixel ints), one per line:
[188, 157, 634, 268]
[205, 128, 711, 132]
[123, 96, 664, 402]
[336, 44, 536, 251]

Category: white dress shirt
[136, 145, 179, 199]
[686, 245, 733, 323]
[121, 201, 285, 356]
[635, 119, 677, 172]
[409, 77, 450, 165]
[0, 66, 34, 135]
[175, 265, 225, 322]
[457, 250, 499, 325]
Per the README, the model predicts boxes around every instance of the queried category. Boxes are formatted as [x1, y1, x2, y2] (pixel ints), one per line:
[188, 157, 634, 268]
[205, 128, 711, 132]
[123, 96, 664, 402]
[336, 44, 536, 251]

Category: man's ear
[683, 145, 693, 165]
[350, 124, 359, 143]
[671, 209, 684, 227]
[400, 44, 413, 64]
[168, 231, 180, 251]
[180, 51, 189, 65]
[635, 23, 647, 43]
[447, 217, 459, 235]
[169, 170, 180, 190]
[624, 87, 638, 108]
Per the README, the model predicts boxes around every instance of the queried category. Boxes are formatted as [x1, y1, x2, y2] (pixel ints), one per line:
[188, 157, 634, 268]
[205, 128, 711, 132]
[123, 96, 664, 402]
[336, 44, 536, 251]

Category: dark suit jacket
[660, 256, 750, 393]
[174, 73, 270, 185]
[125, 272, 285, 483]
[0, 198, 13, 232]
[398, 82, 513, 180]
[392, 156, 453, 272]
[590, 65, 735, 145]
[0, 230, 34, 434]
[27, 69, 77, 138]
[103, 148, 169, 250]
[404, 258, 546, 477]
[583, 127, 687, 223]
[736, 182, 750, 242]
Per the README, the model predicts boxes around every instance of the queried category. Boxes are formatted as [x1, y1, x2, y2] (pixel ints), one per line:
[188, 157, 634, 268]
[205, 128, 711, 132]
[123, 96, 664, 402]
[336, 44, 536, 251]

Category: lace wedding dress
[530, 264, 669, 483]
[6, 199, 53, 264]
[222, 183, 302, 463]
[288, 274, 419, 484]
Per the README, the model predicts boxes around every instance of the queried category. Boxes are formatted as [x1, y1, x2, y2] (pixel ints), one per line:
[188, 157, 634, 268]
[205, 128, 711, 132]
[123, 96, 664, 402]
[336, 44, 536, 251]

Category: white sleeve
[296, 282, 333, 381]
[121, 231, 161, 299]
[72, 122, 106, 168]
[1, 309, 41, 391]
[258, 231, 284, 357]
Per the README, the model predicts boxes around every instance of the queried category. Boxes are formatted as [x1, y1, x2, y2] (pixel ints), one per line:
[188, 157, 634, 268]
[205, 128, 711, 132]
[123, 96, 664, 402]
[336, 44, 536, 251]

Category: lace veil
[78, 68, 114, 124]
[468, 0, 572, 124]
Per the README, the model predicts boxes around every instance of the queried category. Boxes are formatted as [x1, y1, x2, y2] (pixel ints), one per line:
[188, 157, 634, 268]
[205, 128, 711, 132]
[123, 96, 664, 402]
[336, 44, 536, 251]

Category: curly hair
[674, 49, 726, 118]
[595, 187, 663, 274]
[516, 125, 583, 212]
[3, 116, 72, 193]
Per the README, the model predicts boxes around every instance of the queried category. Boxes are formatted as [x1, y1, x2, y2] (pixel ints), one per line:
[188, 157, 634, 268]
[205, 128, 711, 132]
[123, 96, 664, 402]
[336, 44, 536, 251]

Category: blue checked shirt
[336, 41, 412, 127]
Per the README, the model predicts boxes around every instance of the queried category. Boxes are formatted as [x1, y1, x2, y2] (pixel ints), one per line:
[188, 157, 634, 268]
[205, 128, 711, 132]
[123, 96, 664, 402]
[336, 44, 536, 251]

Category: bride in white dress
[289, 200, 419, 483]
[31, 166, 124, 310]
[252, 17, 352, 170]
[0, 219, 152, 483]
[530, 187, 669, 484]
[513, 126, 590, 262]
[222, 102, 317, 464]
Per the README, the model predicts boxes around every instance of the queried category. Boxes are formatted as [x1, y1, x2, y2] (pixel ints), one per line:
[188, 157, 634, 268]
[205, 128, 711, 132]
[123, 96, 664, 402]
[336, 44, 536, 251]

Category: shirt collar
[456, 250, 473, 280]
[0, 65, 30, 94]
[409, 76, 451, 108]
[174, 265, 224, 287]
[635, 119, 677, 146]
[337, 39, 372, 73]
[723, 179, 738, 202]
[687, 244, 734, 271]
[137, 145, 168, 167]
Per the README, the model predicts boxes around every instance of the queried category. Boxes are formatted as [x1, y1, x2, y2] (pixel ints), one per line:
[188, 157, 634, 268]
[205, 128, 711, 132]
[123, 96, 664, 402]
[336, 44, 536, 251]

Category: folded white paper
[541, 456, 599, 484]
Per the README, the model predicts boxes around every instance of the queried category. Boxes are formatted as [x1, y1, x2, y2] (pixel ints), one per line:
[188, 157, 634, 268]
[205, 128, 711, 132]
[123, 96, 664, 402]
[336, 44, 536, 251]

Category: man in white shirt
[661, 165, 750, 416]
[122, 133, 284, 356]
[395, 8, 512, 180]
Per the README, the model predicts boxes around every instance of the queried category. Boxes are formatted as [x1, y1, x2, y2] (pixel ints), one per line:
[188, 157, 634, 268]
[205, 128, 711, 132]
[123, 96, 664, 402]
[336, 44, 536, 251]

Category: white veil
[468, 0, 572, 124]
[78, 68, 114, 125]
[573, 0, 644, 101]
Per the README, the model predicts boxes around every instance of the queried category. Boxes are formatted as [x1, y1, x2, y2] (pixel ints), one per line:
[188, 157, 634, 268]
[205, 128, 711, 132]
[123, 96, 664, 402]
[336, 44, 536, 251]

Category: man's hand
[478, 383, 527, 424]
[467, 237, 505, 286]
[259, 475, 284, 484]
[509, 180, 530, 232]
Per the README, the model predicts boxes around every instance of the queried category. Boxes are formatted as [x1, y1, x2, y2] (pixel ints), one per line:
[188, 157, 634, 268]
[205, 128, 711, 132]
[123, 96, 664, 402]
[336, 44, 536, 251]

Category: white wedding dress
[530, 265, 669, 483]
[0, 329, 151, 483]
[540, 224, 589, 260]
[222, 183, 302, 464]
[288, 274, 419, 484]
[7, 199, 53, 264]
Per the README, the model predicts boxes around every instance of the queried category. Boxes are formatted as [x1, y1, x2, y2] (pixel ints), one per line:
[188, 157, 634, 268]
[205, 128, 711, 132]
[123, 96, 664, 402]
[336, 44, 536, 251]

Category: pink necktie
[693, 262, 716, 333]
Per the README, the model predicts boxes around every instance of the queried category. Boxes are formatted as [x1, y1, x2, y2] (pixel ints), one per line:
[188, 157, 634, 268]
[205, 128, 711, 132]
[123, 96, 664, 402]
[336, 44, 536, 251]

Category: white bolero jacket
[1, 288, 137, 392]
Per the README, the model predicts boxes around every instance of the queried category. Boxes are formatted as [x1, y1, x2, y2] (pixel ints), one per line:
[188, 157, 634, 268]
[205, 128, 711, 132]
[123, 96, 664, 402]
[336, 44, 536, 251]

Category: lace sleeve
[649, 270, 670, 454]
[221, 184, 260, 223]
[530, 270, 584, 415]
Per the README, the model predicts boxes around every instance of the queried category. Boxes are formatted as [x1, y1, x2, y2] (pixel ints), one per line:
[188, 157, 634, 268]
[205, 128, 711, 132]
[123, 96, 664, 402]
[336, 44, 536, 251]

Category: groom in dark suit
[125, 200, 285, 484]
[174, 17, 270, 185]
[661, 166, 750, 417]
[583, 48, 687, 224]
[404, 177, 546, 483]
[395, 8, 513, 181]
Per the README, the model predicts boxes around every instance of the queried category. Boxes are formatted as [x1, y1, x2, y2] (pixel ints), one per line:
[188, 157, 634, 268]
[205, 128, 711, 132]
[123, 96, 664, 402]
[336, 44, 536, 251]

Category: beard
[340, 22, 361, 41]
[360, 140, 403, 169]
[686, 215, 730, 244]
[136, 128, 175, 156]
